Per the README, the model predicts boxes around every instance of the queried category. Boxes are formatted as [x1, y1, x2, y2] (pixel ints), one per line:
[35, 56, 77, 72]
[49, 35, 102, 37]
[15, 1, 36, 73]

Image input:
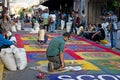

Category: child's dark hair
[98, 24, 102, 28]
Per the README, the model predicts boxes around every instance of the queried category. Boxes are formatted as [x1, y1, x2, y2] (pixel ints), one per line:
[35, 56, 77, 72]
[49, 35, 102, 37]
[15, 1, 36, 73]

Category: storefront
[42, 0, 73, 12]
[73, 0, 86, 17]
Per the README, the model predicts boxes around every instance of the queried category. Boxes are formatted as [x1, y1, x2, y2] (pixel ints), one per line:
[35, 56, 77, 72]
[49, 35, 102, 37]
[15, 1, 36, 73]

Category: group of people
[45, 10, 119, 72]
[31, 9, 56, 32]
[0, 6, 119, 72]
[31, 10, 87, 34]
[29, 8, 119, 72]
[83, 23, 105, 43]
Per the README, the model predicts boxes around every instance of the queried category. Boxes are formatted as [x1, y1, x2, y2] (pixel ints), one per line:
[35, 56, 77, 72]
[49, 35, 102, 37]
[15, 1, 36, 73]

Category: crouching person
[37, 24, 48, 45]
[46, 32, 70, 72]
[0, 28, 15, 51]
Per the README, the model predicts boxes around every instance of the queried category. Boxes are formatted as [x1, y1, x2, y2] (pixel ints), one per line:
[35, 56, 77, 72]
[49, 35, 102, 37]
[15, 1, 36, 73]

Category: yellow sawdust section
[66, 41, 90, 45]
[99, 40, 109, 44]
[37, 60, 100, 70]
[21, 37, 37, 40]
[75, 52, 120, 60]
[21, 35, 51, 41]
[0, 60, 4, 80]
[24, 45, 46, 52]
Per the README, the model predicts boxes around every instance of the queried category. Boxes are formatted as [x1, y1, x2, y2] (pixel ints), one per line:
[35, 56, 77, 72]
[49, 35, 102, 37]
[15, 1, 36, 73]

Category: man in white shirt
[49, 12, 56, 33]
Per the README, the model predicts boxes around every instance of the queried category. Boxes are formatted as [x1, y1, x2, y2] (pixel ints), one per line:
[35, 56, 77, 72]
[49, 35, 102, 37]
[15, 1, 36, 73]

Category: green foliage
[18, 8, 24, 14]
[107, 0, 120, 11]
[112, 0, 120, 7]
[25, 8, 32, 12]
[17, 8, 32, 15]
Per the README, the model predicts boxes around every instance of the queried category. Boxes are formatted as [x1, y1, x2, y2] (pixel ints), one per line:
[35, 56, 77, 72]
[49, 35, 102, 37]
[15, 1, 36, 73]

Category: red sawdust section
[14, 34, 24, 48]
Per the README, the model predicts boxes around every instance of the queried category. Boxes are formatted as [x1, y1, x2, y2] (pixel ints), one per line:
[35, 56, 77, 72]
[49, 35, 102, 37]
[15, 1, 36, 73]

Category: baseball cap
[108, 11, 114, 15]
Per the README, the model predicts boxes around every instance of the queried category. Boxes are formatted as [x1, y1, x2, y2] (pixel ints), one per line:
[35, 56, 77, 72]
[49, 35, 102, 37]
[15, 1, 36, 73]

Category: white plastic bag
[34, 21, 39, 32]
[11, 45, 27, 70]
[11, 25, 17, 32]
[0, 48, 17, 71]
[17, 48, 27, 70]
[61, 20, 65, 30]
[0, 45, 27, 71]
[66, 22, 72, 32]
[16, 21, 21, 31]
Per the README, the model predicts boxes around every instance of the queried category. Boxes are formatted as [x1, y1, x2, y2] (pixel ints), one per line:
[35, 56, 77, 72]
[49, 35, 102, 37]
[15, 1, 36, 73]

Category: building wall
[0, 0, 3, 11]
[86, 0, 107, 24]
[0, 0, 9, 8]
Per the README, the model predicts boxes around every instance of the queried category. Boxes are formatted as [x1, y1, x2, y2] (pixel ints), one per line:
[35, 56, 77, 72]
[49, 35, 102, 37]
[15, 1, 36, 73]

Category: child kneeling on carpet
[37, 24, 48, 45]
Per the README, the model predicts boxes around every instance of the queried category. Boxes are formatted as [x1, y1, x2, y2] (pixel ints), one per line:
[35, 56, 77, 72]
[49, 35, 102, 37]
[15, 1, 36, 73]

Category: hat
[108, 11, 114, 15]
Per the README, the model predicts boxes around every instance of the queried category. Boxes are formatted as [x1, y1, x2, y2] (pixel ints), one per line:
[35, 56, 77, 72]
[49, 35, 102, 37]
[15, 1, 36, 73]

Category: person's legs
[44, 24, 49, 32]
[47, 24, 49, 32]
[83, 32, 90, 39]
[47, 55, 61, 72]
[73, 24, 77, 34]
[92, 35, 101, 42]
[44, 35, 48, 44]
[49, 24, 52, 32]
[50, 22, 55, 32]
[53, 21, 56, 32]
[48, 61, 54, 72]
[20, 19, 24, 30]
[112, 31, 117, 48]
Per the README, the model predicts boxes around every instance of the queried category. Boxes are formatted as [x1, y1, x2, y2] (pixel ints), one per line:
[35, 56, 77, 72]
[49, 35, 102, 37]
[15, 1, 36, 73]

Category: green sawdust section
[0, 60, 4, 80]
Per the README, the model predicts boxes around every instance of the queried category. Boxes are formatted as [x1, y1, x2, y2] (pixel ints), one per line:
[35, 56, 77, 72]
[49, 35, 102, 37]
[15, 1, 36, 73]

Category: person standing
[71, 10, 77, 34]
[19, 9, 25, 30]
[81, 10, 87, 29]
[106, 11, 118, 49]
[46, 32, 70, 72]
[48, 12, 56, 33]
[41, 9, 49, 32]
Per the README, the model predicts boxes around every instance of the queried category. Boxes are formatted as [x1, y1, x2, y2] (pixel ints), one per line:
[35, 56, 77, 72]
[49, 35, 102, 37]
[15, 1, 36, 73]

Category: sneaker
[48, 62, 54, 72]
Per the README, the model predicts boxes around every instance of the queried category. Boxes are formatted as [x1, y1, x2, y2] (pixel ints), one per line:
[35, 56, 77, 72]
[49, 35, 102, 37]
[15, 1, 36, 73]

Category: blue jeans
[56, 19, 61, 29]
[44, 35, 48, 43]
[111, 30, 117, 48]
[50, 21, 56, 32]
[110, 23, 117, 48]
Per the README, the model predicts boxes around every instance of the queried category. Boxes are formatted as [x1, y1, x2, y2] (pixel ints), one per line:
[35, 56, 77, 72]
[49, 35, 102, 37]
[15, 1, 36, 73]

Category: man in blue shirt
[41, 10, 49, 32]
[105, 11, 118, 49]
[46, 32, 70, 72]
[0, 28, 14, 51]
